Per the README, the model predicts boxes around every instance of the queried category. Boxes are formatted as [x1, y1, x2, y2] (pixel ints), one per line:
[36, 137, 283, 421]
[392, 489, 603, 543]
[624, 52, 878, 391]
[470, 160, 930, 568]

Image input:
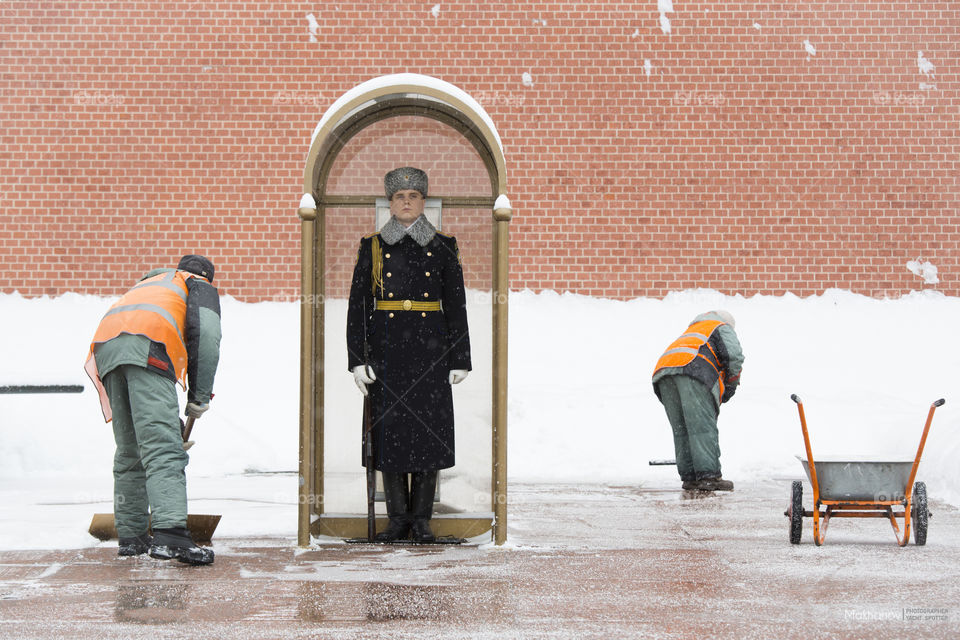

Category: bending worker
[85, 255, 221, 564]
[652, 310, 744, 492]
[347, 167, 472, 543]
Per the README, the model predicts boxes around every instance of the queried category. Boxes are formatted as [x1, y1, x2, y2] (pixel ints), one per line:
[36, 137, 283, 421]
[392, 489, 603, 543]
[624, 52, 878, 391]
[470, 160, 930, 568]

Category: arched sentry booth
[296, 74, 512, 546]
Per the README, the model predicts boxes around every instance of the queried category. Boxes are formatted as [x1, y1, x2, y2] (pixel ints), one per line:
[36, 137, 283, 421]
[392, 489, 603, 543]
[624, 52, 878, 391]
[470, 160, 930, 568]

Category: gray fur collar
[380, 215, 437, 247]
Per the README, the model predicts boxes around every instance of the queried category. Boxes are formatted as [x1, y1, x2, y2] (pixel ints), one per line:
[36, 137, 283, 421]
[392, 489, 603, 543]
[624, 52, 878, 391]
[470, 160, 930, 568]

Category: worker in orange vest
[652, 310, 744, 491]
[85, 255, 221, 564]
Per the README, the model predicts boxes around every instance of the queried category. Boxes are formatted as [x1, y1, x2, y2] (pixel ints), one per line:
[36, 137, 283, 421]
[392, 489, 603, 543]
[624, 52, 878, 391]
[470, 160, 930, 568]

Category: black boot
[409, 471, 437, 543]
[118, 532, 152, 557]
[149, 527, 215, 565]
[375, 472, 411, 542]
[696, 476, 734, 492]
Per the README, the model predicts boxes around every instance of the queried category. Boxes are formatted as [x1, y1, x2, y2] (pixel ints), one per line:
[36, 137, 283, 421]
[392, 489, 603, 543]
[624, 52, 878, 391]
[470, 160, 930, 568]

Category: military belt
[374, 299, 442, 312]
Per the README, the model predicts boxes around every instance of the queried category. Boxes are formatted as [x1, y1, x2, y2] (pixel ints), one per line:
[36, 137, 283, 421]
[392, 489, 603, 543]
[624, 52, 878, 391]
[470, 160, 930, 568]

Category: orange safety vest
[652, 319, 726, 398]
[85, 270, 201, 421]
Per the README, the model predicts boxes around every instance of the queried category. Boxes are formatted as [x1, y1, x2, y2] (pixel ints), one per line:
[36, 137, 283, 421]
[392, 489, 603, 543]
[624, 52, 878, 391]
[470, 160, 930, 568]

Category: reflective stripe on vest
[88, 270, 195, 384]
[652, 319, 726, 397]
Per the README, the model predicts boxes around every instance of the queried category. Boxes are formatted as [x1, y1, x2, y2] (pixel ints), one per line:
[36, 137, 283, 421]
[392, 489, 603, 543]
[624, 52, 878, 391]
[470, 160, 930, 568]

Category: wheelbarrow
[785, 394, 943, 546]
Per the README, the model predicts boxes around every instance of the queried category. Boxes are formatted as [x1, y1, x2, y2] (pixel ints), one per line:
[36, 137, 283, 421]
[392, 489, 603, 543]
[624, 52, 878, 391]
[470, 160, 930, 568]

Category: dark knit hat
[177, 254, 215, 283]
[384, 167, 428, 199]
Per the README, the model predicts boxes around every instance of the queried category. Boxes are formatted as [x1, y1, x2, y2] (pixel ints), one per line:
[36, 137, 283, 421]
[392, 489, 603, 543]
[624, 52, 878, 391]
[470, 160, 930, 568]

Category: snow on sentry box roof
[309, 73, 504, 153]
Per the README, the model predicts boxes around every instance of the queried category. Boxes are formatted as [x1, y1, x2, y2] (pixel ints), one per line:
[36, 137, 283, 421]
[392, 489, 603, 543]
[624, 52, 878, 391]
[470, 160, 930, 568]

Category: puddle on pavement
[296, 581, 451, 621]
[114, 582, 189, 624]
[362, 582, 450, 620]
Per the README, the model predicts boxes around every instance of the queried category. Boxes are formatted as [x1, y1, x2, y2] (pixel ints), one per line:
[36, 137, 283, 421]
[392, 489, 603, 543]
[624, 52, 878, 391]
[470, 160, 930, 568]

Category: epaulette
[434, 231, 462, 265]
[362, 231, 379, 239]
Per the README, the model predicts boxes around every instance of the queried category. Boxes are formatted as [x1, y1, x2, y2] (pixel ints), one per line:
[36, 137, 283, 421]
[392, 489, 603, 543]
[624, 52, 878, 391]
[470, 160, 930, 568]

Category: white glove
[185, 402, 209, 419]
[449, 369, 469, 385]
[352, 365, 376, 396]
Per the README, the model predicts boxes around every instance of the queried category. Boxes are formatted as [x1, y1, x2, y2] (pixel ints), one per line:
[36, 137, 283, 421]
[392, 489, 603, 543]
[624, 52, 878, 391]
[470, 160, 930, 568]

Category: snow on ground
[2, 288, 959, 550]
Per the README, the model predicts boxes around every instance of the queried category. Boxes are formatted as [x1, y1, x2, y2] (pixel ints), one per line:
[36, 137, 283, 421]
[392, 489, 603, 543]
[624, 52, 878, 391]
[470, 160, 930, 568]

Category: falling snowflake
[643, 60, 652, 77]
[658, 0, 673, 34]
[917, 51, 935, 77]
[306, 13, 320, 43]
[431, 4, 440, 18]
[659, 13, 671, 34]
[521, 72, 534, 87]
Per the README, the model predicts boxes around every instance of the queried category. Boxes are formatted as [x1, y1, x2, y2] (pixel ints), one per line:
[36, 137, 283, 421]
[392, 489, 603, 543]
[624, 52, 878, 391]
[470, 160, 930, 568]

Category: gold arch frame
[296, 74, 511, 546]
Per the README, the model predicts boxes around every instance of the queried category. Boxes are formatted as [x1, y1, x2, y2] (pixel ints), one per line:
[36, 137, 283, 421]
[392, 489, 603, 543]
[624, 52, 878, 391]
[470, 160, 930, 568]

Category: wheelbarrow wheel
[789, 480, 803, 544]
[912, 481, 928, 546]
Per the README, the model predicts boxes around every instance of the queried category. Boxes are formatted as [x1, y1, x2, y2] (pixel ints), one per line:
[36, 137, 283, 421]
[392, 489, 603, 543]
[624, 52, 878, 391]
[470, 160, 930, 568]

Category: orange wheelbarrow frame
[788, 395, 943, 546]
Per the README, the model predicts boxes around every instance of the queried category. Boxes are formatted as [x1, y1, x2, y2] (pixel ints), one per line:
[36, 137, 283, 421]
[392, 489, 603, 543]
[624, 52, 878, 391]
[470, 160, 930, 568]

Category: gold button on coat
[386, 272, 392, 278]
[402, 300, 412, 311]
[425, 271, 430, 277]
[389, 312, 394, 318]
[388, 292, 394, 298]
[427, 251, 432, 256]
[421, 312, 427, 317]
[423, 293, 429, 298]
[385, 253, 390, 258]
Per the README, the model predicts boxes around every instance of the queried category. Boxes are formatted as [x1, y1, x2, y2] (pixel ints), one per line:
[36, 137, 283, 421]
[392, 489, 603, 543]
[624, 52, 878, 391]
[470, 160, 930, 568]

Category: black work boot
[409, 471, 438, 543]
[375, 472, 411, 542]
[696, 477, 734, 492]
[149, 527, 215, 565]
[118, 532, 152, 557]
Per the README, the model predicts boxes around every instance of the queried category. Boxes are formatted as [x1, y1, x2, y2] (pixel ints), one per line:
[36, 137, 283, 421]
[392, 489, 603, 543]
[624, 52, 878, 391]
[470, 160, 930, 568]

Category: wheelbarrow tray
[795, 455, 914, 501]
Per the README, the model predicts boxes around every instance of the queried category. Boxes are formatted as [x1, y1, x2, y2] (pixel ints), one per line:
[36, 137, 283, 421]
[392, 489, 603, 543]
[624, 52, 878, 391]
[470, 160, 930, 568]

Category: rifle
[362, 297, 376, 541]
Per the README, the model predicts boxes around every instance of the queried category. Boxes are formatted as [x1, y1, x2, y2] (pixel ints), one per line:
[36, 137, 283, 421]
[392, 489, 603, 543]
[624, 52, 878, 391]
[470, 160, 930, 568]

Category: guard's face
[390, 189, 425, 225]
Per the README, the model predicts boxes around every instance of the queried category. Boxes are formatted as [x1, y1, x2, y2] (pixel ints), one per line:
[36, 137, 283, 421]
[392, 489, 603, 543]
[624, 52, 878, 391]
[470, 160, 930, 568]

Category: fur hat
[712, 309, 735, 329]
[384, 167, 428, 199]
[177, 254, 215, 283]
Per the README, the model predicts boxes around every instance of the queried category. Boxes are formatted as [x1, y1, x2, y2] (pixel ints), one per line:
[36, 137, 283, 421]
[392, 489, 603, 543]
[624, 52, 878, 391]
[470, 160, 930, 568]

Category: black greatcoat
[346, 220, 472, 472]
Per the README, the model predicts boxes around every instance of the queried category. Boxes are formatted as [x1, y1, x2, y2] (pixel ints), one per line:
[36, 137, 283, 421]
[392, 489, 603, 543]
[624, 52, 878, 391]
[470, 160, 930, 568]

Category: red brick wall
[1, 1, 957, 301]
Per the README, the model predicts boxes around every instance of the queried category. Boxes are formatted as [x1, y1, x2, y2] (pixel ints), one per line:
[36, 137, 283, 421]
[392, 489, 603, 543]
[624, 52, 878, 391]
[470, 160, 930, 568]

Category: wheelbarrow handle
[790, 394, 802, 404]
[933, 398, 945, 408]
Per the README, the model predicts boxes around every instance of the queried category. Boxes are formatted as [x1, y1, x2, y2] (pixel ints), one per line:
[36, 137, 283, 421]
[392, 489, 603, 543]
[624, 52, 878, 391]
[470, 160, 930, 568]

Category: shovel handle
[182, 416, 196, 442]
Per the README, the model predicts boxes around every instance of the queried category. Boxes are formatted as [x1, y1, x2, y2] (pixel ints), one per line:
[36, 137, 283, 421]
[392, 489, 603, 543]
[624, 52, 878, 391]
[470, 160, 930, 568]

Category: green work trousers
[103, 364, 187, 538]
[657, 376, 721, 481]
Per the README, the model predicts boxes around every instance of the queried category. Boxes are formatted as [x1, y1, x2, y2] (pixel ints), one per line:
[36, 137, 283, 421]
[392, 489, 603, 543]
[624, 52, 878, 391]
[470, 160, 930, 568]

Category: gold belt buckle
[402, 299, 412, 311]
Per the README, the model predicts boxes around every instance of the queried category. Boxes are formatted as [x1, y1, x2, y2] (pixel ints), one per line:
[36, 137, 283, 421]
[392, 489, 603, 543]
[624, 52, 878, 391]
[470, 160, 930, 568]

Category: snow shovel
[88, 416, 221, 544]
[182, 416, 196, 451]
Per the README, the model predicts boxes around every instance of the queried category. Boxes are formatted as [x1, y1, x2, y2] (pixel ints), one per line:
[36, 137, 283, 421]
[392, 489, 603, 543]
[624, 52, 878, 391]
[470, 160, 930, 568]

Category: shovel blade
[89, 513, 222, 545]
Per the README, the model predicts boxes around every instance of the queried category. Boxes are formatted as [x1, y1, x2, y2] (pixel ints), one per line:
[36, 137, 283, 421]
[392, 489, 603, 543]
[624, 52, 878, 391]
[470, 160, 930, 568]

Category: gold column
[297, 201, 317, 547]
[492, 202, 512, 545]
[313, 207, 326, 524]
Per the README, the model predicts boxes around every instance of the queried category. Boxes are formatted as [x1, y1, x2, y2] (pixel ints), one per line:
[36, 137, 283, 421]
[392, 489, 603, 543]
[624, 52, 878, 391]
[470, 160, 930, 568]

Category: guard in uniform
[346, 167, 472, 542]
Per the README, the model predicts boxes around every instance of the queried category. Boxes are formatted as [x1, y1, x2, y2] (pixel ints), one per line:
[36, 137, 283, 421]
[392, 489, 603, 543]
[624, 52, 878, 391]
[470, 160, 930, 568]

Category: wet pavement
[1, 479, 958, 639]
